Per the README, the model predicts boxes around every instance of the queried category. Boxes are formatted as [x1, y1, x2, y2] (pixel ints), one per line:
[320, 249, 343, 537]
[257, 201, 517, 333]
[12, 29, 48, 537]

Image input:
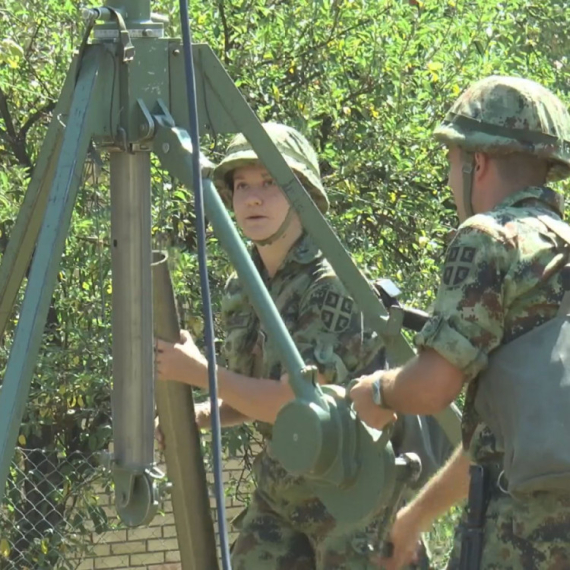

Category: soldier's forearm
[215, 366, 293, 424]
[403, 445, 470, 531]
[383, 349, 464, 415]
[214, 366, 327, 424]
[203, 399, 250, 428]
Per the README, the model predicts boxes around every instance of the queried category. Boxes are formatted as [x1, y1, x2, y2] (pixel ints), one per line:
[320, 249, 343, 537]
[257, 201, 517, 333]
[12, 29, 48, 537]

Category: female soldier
[155, 123, 432, 569]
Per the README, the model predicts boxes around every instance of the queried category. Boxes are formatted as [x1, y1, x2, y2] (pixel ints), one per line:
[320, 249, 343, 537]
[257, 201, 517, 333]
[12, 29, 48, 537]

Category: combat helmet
[212, 123, 328, 245]
[213, 122, 328, 214]
[434, 75, 570, 218]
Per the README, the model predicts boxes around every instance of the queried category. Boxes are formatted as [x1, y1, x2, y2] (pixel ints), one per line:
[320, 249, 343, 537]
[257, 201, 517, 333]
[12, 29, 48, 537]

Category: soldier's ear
[474, 152, 482, 171]
[473, 152, 491, 179]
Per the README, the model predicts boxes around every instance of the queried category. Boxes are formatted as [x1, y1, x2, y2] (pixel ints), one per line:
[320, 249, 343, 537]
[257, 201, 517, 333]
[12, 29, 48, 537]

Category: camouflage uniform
[418, 76, 570, 567]
[222, 233, 385, 570]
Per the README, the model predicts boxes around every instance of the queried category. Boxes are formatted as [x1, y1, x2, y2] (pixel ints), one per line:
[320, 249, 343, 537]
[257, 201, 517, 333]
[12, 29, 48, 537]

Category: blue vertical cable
[177, 2, 232, 568]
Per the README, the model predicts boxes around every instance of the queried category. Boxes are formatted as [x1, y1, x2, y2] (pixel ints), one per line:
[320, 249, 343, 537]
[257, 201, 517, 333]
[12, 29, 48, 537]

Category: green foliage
[1, 0, 569, 566]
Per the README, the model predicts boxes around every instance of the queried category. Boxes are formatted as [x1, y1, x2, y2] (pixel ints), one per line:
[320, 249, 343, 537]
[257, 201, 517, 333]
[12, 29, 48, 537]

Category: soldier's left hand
[349, 375, 397, 429]
[155, 329, 208, 386]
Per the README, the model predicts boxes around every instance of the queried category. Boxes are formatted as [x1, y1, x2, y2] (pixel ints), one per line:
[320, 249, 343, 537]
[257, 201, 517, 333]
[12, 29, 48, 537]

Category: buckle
[496, 469, 509, 495]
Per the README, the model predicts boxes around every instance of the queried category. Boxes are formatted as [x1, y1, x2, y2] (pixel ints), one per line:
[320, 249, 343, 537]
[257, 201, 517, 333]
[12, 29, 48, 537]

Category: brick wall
[77, 454, 251, 570]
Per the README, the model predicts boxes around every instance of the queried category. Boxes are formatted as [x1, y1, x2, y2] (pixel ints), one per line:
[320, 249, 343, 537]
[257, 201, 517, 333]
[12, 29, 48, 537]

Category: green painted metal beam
[0, 45, 103, 503]
[0, 57, 78, 339]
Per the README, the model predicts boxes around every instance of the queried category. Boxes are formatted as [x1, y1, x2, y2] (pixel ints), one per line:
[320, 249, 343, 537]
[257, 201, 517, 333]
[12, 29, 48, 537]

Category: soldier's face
[232, 163, 296, 241]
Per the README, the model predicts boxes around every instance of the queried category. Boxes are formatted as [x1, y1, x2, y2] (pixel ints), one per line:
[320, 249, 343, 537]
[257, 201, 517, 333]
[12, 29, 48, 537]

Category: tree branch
[0, 86, 33, 171]
[24, 20, 44, 59]
[20, 100, 56, 140]
[0, 86, 18, 140]
[217, 0, 232, 64]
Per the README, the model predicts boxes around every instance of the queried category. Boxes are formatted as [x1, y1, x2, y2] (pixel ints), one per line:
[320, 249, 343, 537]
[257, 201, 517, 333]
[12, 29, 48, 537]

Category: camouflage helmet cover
[212, 122, 329, 213]
[434, 75, 570, 181]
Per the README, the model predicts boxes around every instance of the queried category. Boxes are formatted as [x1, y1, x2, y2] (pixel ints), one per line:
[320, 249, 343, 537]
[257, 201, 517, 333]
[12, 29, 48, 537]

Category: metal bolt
[162, 143, 170, 153]
[172, 49, 180, 56]
[142, 28, 152, 37]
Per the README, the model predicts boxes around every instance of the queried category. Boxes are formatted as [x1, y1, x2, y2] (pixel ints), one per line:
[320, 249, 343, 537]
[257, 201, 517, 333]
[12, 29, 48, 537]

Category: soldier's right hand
[378, 505, 422, 570]
[155, 401, 211, 452]
[155, 418, 166, 451]
[194, 401, 211, 430]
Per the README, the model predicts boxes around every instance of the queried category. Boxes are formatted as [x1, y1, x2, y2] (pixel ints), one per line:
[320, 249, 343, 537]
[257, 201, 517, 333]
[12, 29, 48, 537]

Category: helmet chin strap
[252, 206, 296, 247]
[461, 150, 476, 220]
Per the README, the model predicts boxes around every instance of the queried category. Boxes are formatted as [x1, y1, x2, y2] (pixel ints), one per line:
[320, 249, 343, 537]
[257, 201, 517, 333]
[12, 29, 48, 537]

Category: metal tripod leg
[0, 58, 78, 338]
[152, 252, 219, 570]
[0, 46, 103, 503]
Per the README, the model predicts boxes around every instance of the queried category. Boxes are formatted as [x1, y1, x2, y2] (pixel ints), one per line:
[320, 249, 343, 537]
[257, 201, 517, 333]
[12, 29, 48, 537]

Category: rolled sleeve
[414, 222, 513, 382]
[415, 314, 488, 381]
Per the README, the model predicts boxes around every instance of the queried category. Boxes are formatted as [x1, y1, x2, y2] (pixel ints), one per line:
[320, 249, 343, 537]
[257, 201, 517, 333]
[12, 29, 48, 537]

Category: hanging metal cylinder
[109, 151, 158, 526]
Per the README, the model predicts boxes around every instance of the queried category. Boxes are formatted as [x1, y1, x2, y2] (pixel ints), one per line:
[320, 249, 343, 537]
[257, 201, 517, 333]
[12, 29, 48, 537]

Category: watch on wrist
[372, 376, 392, 410]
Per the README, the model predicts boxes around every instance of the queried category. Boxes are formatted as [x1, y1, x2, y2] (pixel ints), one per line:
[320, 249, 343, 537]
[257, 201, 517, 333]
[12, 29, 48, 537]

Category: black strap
[445, 113, 570, 154]
[459, 464, 494, 570]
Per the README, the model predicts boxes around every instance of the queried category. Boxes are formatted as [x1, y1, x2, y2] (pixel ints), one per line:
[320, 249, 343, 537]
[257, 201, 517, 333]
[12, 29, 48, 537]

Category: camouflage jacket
[220, 232, 382, 518]
[416, 186, 569, 463]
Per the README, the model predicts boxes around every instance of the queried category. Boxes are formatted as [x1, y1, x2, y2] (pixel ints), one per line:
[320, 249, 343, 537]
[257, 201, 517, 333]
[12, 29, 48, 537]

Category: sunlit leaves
[0, 39, 24, 69]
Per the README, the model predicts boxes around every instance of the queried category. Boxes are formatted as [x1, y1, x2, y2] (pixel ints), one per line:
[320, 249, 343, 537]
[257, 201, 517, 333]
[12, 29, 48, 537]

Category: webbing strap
[446, 113, 570, 154]
[461, 150, 475, 219]
[253, 206, 295, 246]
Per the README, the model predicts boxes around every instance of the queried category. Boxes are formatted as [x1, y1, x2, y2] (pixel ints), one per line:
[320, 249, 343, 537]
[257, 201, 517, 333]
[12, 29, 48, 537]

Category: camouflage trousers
[230, 489, 430, 570]
[446, 490, 570, 569]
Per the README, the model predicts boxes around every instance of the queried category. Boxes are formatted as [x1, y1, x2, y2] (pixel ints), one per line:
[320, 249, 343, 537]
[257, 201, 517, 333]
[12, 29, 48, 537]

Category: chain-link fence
[0, 447, 252, 570]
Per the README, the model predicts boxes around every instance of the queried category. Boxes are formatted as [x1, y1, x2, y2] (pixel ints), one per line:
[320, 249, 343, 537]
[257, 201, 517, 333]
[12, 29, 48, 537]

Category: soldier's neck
[256, 225, 303, 278]
[473, 162, 547, 214]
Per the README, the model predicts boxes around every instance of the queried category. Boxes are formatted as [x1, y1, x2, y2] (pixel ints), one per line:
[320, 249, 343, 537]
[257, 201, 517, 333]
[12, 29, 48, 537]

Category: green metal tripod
[0, 2, 461, 568]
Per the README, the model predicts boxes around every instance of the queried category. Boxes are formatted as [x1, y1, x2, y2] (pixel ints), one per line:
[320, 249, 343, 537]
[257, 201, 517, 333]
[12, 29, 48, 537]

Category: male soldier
[156, 122, 451, 569]
[350, 75, 570, 568]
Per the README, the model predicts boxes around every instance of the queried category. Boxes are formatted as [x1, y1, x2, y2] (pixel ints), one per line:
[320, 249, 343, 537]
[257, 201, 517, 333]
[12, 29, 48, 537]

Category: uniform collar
[286, 232, 322, 265]
[251, 231, 322, 278]
[496, 186, 564, 217]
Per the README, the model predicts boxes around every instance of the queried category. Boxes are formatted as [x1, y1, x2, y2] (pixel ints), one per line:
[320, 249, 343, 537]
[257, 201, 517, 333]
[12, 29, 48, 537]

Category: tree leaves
[0, 39, 24, 69]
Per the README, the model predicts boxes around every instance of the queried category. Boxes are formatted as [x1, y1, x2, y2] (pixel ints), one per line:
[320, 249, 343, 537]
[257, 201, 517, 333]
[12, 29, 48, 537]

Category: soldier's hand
[154, 401, 210, 452]
[349, 375, 397, 429]
[155, 418, 166, 451]
[194, 401, 211, 430]
[378, 505, 422, 570]
[155, 330, 207, 386]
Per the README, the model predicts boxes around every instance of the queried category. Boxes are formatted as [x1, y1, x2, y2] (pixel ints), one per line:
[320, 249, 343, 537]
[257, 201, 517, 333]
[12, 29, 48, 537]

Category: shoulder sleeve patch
[442, 245, 477, 287]
[321, 289, 354, 332]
